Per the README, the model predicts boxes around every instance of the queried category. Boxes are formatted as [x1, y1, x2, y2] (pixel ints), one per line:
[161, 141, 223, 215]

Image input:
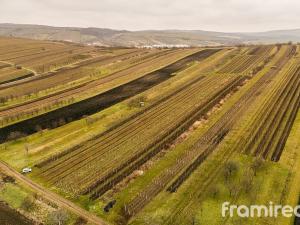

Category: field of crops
[0, 49, 219, 141]
[119, 45, 295, 220]
[37, 73, 245, 195]
[217, 45, 274, 75]
[0, 36, 300, 225]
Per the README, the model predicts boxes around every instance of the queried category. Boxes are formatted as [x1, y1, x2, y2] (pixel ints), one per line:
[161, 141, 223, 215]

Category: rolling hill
[0, 23, 300, 47]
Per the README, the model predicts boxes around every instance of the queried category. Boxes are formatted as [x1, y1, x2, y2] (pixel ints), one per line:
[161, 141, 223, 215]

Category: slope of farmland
[0, 37, 97, 73]
[0, 48, 197, 113]
[105, 44, 289, 220]
[217, 45, 274, 75]
[0, 48, 143, 95]
[124, 45, 297, 225]
[241, 62, 300, 161]
[0, 48, 169, 114]
[1, 36, 300, 225]
[36, 72, 247, 196]
[159, 46, 298, 225]
[0, 49, 219, 142]
[0, 47, 234, 172]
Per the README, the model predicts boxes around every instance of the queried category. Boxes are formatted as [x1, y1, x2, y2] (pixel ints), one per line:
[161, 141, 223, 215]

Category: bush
[2, 175, 15, 183]
[223, 161, 239, 182]
[127, 96, 147, 108]
[251, 157, 264, 176]
[73, 217, 87, 225]
[6, 131, 26, 141]
[15, 65, 22, 69]
[208, 186, 220, 199]
[85, 116, 96, 126]
[241, 169, 254, 193]
[21, 196, 36, 212]
[0, 97, 7, 104]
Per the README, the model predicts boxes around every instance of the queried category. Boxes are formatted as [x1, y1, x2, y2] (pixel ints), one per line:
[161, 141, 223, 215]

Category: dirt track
[0, 160, 108, 225]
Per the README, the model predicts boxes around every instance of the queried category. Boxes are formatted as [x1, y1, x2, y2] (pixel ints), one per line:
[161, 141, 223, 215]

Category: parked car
[22, 168, 32, 174]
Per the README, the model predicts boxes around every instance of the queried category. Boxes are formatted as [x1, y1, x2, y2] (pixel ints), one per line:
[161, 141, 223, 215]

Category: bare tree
[21, 196, 36, 212]
[223, 161, 239, 183]
[46, 209, 69, 225]
[0, 97, 6, 105]
[85, 116, 95, 126]
[241, 169, 254, 193]
[227, 182, 239, 197]
[251, 157, 264, 176]
[24, 143, 30, 155]
[128, 95, 147, 108]
[209, 185, 220, 199]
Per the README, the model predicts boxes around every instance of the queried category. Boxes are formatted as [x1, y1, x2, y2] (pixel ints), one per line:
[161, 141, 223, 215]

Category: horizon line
[1, 22, 300, 34]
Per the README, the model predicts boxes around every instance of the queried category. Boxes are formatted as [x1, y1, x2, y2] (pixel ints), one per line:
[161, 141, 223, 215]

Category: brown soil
[0, 201, 35, 225]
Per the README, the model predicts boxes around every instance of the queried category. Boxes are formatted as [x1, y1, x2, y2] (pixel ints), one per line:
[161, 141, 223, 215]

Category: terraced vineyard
[0, 48, 219, 141]
[217, 45, 274, 74]
[37, 73, 245, 195]
[241, 61, 300, 160]
[155, 45, 299, 225]
[122, 44, 295, 219]
[1, 37, 300, 225]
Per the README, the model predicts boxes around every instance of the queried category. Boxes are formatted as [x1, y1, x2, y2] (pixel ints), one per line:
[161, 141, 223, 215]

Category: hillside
[1, 23, 300, 47]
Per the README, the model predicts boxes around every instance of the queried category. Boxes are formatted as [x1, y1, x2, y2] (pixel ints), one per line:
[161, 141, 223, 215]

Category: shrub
[2, 175, 15, 183]
[21, 196, 36, 212]
[251, 157, 264, 176]
[223, 161, 239, 182]
[127, 96, 147, 108]
[6, 131, 26, 141]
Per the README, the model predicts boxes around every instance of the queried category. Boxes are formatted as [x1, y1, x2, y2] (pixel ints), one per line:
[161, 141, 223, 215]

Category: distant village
[86, 42, 192, 48]
[137, 44, 191, 49]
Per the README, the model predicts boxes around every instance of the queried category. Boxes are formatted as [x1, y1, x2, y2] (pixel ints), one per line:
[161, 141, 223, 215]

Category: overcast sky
[0, 0, 300, 32]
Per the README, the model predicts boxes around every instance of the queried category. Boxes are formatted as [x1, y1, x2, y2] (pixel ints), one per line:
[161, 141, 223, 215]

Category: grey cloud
[0, 0, 300, 32]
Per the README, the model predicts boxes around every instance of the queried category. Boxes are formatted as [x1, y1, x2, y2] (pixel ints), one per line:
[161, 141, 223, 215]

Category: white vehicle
[22, 168, 32, 174]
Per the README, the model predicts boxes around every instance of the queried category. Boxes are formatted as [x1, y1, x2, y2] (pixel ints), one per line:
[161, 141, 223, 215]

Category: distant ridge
[1, 23, 300, 47]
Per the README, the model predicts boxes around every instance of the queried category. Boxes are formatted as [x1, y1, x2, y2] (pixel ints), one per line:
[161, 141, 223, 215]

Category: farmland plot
[0, 37, 300, 225]
[123, 45, 297, 225]
[0, 49, 219, 142]
[117, 45, 294, 220]
[217, 45, 274, 74]
[36, 72, 246, 195]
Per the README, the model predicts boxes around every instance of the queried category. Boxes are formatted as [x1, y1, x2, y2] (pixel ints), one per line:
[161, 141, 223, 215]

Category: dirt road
[0, 160, 108, 225]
